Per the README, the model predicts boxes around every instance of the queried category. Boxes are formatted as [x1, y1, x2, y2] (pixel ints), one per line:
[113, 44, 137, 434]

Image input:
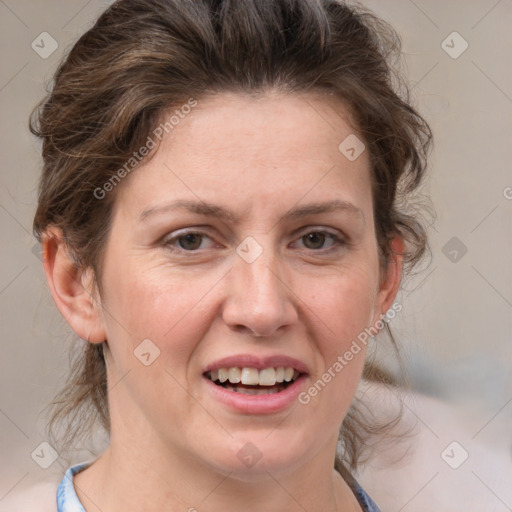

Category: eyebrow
[139, 199, 364, 224]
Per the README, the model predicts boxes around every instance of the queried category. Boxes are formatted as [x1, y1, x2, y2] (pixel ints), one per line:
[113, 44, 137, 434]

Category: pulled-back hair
[30, 0, 432, 483]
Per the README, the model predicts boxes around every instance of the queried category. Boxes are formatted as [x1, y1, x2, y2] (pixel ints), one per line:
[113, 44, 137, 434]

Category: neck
[73, 440, 362, 512]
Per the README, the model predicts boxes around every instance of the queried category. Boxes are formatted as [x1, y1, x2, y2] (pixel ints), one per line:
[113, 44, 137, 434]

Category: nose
[222, 248, 298, 338]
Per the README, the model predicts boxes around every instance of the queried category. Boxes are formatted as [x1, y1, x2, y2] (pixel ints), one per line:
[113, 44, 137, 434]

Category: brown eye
[292, 230, 347, 254]
[302, 232, 327, 249]
[177, 233, 203, 250]
[163, 231, 216, 252]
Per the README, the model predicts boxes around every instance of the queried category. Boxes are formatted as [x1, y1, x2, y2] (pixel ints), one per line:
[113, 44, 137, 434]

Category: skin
[43, 91, 403, 512]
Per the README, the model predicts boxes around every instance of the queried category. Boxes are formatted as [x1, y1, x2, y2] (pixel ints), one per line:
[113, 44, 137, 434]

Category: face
[89, 92, 398, 479]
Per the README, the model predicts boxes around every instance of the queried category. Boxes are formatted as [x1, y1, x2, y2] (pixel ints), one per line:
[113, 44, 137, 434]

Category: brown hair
[30, 0, 432, 481]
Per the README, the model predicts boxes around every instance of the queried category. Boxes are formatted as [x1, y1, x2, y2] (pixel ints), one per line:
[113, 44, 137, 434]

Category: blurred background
[1, 0, 511, 510]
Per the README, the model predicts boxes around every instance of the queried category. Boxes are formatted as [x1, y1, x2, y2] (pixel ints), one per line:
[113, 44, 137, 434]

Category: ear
[371, 235, 404, 328]
[41, 227, 106, 343]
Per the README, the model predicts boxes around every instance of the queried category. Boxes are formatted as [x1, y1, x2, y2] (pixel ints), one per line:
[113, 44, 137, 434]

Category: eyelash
[162, 229, 347, 255]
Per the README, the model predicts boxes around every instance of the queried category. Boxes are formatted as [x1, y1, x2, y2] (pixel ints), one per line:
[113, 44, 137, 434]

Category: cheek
[98, 263, 221, 434]
[298, 272, 374, 424]
[304, 266, 377, 347]
[296, 267, 377, 413]
[100, 257, 225, 369]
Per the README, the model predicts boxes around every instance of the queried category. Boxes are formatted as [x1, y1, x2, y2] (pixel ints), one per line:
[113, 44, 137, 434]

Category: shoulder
[0, 480, 59, 512]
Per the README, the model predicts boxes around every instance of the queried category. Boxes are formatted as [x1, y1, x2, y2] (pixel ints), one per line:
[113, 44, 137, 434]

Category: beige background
[1, 0, 511, 510]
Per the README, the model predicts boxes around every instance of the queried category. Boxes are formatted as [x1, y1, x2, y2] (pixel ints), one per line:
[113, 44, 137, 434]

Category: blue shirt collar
[56, 461, 92, 512]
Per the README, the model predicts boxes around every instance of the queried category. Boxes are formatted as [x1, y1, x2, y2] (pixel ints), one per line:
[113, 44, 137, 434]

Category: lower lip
[203, 375, 308, 414]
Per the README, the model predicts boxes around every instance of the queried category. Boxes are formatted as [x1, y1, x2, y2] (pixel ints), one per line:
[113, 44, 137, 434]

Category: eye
[163, 231, 217, 252]
[293, 230, 346, 252]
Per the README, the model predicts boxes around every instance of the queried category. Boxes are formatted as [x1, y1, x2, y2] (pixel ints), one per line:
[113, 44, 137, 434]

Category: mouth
[203, 367, 302, 395]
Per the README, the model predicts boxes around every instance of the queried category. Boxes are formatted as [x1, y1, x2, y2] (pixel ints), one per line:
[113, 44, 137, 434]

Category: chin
[202, 434, 315, 481]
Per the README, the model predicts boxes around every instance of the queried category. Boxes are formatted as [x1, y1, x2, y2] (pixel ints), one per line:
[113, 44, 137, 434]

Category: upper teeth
[209, 367, 299, 386]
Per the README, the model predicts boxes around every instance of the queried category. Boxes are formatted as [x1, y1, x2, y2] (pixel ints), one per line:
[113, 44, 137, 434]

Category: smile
[205, 367, 301, 395]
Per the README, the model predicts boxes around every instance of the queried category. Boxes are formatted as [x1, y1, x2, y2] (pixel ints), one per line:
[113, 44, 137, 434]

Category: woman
[29, 0, 432, 510]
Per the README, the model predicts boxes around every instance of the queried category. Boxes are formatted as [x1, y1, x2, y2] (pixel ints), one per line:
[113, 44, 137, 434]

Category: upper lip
[203, 354, 309, 375]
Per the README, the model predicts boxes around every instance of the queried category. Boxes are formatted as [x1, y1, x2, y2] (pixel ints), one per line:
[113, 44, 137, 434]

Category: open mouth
[204, 367, 302, 395]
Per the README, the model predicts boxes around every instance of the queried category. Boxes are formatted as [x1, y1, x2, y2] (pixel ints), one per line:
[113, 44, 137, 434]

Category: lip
[203, 354, 310, 374]
[202, 354, 309, 415]
[203, 373, 308, 414]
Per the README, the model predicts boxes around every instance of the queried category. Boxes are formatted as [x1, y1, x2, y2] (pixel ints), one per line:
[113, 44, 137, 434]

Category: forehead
[114, 91, 373, 223]
[165, 91, 362, 167]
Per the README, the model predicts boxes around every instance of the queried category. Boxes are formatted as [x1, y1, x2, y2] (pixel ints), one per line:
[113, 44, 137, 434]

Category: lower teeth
[225, 385, 283, 395]
[218, 382, 290, 395]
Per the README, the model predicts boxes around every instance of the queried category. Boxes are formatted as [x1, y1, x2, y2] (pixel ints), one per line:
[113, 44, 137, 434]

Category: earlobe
[42, 228, 106, 343]
[373, 236, 404, 326]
